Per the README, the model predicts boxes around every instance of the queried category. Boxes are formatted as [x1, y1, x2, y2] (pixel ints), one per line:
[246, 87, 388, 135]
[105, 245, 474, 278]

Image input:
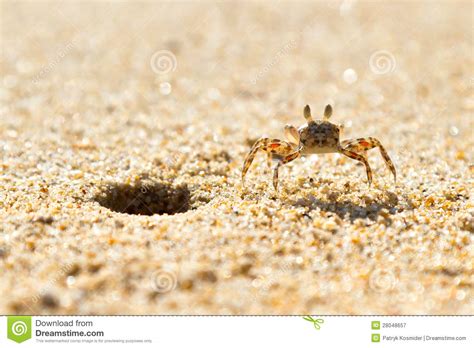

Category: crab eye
[324, 104, 332, 119]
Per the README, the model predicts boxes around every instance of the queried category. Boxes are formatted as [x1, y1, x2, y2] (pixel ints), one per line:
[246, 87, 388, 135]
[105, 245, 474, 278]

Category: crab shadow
[292, 191, 400, 223]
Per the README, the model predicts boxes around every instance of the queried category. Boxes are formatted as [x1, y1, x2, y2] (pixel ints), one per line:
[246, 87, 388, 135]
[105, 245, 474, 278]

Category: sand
[0, 1, 473, 315]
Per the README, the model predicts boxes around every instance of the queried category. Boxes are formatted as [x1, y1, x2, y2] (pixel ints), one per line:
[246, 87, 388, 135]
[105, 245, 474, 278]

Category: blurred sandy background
[0, 0, 473, 314]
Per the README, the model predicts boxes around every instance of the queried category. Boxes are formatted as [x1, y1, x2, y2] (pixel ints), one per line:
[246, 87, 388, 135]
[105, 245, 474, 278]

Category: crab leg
[273, 150, 301, 191]
[242, 137, 295, 184]
[341, 137, 396, 182]
[266, 153, 273, 168]
[284, 124, 300, 146]
[339, 148, 373, 187]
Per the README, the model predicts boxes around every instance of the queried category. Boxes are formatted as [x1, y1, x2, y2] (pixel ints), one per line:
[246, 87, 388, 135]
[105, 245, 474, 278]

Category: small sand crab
[242, 105, 396, 191]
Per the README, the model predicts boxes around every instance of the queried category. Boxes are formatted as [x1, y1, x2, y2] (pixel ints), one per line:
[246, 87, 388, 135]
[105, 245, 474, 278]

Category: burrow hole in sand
[94, 181, 194, 215]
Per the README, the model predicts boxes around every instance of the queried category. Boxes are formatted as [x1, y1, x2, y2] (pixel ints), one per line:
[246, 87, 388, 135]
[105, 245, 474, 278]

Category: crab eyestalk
[303, 105, 313, 123]
[324, 104, 333, 120]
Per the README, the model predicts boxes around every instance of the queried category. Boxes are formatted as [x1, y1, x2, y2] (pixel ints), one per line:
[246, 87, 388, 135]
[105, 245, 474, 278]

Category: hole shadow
[94, 181, 192, 216]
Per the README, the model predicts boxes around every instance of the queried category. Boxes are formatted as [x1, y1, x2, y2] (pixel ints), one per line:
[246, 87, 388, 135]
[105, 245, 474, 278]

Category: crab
[242, 104, 396, 191]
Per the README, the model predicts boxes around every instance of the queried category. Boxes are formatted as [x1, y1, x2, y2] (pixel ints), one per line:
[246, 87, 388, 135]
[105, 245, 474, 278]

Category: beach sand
[0, 1, 473, 314]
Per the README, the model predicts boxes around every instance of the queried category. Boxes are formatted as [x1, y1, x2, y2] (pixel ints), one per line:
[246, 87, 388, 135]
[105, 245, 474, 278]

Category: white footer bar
[1, 316, 472, 347]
